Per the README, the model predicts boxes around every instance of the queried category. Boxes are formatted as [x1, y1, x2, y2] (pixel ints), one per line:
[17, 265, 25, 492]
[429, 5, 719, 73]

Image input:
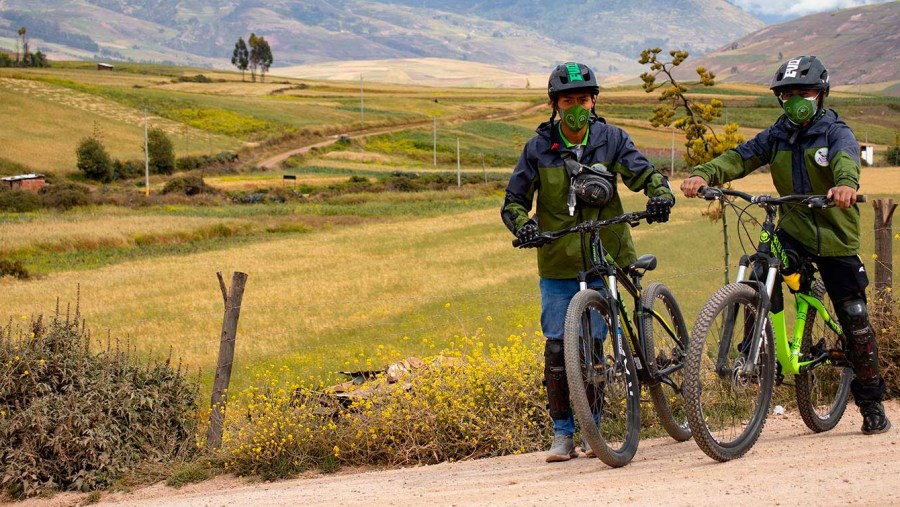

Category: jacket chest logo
[814, 148, 829, 167]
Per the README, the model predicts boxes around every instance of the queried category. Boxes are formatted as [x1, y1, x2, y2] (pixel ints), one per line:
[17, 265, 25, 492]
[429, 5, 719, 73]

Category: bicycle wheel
[564, 289, 640, 468]
[794, 279, 852, 432]
[640, 282, 691, 442]
[683, 283, 775, 462]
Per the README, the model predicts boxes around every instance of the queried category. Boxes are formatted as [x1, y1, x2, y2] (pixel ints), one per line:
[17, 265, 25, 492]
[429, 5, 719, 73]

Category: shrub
[887, 132, 900, 166]
[0, 309, 199, 498]
[888, 146, 900, 166]
[0, 259, 29, 279]
[176, 152, 239, 172]
[113, 159, 145, 180]
[76, 136, 113, 182]
[39, 182, 91, 210]
[176, 74, 213, 83]
[148, 128, 175, 175]
[0, 188, 41, 212]
[161, 175, 218, 196]
[220, 331, 547, 478]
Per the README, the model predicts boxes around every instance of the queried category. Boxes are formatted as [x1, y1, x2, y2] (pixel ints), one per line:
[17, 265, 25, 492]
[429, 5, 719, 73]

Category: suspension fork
[715, 254, 776, 377]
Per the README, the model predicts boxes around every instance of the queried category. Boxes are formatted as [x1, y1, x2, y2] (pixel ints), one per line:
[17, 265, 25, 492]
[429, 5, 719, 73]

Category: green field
[2, 62, 899, 396]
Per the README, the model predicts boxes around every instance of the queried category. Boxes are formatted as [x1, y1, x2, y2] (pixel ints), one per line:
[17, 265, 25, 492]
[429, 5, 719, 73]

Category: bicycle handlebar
[697, 186, 867, 208]
[512, 210, 653, 248]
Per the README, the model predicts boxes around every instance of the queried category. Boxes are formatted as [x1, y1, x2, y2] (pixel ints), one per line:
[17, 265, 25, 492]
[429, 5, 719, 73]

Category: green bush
[113, 159, 145, 180]
[176, 74, 213, 83]
[148, 128, 175, 175]
[0, 187, 41, 212]
[888, 146, 900, 166]
[176, 152, 238, 172]
[887, 132, 900, 166]
[76, 136, 113, 182]
[161, 175, 217, 196]
[0, 259, 29, 279]
[0, 310, 199, 499]
[39, 182, 91, 210]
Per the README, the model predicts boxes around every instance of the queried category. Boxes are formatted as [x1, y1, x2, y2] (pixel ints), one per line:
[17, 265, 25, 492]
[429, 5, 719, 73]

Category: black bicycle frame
[577, 226, 683, 389]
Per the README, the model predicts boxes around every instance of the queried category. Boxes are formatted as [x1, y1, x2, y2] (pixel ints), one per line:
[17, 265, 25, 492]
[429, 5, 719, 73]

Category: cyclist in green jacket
[503, 62, 675, 461]
[681, 56, 890, 435]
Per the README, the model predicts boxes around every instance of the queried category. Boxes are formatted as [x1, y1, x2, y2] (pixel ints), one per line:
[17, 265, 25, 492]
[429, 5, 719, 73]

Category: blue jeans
[540, 277, 608, 436]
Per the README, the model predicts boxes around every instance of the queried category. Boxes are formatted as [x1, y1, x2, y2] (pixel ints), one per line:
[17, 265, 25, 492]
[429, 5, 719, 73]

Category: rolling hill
[0, 0, 763, 81]
[686, 2, 900, 94]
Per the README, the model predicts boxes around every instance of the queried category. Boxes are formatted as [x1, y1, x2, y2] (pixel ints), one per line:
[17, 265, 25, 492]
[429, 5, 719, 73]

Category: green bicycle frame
[746, 230, 845, 376]
[769, 293, 843, 375]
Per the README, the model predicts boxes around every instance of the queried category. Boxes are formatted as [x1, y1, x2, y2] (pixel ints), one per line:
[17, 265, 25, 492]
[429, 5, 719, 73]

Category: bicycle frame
[707, 190, 848, 378]
[576, 226, 683, 389]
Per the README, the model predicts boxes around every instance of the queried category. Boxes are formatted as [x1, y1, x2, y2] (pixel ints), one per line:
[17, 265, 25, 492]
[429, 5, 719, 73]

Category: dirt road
[49, 400, 894, 507]
[255, 103, 547, 170]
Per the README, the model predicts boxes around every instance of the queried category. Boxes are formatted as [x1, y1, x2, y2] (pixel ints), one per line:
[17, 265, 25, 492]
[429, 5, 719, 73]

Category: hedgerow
[0, 306, 199, 499]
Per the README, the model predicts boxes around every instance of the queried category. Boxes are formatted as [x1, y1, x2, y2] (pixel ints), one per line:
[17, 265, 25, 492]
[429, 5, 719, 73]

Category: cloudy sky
[730, 0, 894, 21]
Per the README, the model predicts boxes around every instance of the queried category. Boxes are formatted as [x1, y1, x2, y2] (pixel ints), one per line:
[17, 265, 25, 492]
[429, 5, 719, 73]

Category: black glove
[645, 196, 674, 224]
[515, 219, 550, 248]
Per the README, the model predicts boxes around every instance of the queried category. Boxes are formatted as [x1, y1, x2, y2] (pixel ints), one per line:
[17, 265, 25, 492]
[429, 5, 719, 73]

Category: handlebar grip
[856, 194, 867, 203]
[512, 238, 522, 248]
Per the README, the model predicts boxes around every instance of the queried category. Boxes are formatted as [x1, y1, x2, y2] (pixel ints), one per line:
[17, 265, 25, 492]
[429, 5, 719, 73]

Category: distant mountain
[0, 0, 764, 79]
[687, 2, 900, 91]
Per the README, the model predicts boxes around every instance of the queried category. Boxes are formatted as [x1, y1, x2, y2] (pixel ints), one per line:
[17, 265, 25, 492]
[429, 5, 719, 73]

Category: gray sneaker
[545, 435, 577, 463]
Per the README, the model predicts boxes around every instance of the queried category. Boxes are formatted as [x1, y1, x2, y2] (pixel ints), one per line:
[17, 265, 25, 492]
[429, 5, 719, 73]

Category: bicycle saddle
[626, 254, 657, 273]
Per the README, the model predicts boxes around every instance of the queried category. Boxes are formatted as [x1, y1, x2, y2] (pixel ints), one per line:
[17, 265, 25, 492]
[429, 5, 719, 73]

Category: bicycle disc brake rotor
[731, 356, 759, 391]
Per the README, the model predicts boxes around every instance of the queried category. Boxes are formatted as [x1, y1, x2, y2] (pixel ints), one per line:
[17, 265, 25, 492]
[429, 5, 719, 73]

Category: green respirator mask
[782, 94, 819, 125]
[561, 104, 590, 131]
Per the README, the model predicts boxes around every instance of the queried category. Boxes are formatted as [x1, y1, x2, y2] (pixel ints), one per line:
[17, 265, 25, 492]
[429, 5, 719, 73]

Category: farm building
[97, 63, 114, 71]
[2, 173, 47, 191]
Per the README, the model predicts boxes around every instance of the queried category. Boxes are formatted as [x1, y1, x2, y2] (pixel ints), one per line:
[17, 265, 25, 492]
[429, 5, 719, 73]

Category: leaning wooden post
[206, 271, 248, 451]
[873, 199, 896, 316]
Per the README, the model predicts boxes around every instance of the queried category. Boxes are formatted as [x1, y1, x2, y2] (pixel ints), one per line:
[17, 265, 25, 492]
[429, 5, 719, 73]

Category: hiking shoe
[545, 435, 577, 462]
[860, 401, 892, 435]
[581, 439, 596, 458]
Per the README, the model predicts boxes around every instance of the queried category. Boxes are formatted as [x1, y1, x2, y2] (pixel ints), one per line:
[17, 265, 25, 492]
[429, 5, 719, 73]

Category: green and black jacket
[691, 109, 861, 256]
[502, 118, 674, 279]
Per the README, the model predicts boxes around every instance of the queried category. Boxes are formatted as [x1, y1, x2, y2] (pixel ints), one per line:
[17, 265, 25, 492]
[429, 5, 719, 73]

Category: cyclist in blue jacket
[503, 62, 675, 461]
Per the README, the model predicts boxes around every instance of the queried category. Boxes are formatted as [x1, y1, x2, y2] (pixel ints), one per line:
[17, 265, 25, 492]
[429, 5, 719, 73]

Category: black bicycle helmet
[770, 55, 830, 96]
[547, 62, 600, 101]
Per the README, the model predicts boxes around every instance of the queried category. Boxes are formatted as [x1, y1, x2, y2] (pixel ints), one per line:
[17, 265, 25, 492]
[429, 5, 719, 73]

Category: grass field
[3, 61, 899, 396]
[3, 170, 899, 395]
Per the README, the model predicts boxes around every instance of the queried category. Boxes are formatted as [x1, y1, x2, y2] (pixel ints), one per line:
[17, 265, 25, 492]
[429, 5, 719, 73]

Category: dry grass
[0, 77, 237, 172]
[0, 206, 535, 378]
[0, 209, 254, 255]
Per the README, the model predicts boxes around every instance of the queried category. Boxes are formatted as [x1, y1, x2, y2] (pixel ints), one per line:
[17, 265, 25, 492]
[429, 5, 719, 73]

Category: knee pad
[838, 298, 881, 384]
[543, 340, 571, 420]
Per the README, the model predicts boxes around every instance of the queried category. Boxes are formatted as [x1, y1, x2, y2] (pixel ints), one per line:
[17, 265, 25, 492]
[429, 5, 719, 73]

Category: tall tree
[247, 33, 259, 82]
[248, 34, 273, 83]
[257, 37, 273, 83]
[231, 37, 249, 81]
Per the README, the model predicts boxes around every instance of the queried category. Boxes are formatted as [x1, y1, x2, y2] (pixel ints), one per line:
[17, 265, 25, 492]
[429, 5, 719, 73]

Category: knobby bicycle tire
[564, 289, 641, 468]
[684, 283, 775, 462]
[640, 282, 692, 442]
[794, 279, 852, 432]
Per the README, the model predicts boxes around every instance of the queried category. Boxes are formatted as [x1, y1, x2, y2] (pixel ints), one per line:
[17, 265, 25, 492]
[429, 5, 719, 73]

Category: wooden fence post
[206, 271, 248, 451]
[873, 199, 896, 315]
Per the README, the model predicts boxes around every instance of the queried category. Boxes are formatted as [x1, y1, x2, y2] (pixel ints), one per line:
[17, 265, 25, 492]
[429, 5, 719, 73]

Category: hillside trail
[254, 103, 547, 170]
[20, 400, 899, 507]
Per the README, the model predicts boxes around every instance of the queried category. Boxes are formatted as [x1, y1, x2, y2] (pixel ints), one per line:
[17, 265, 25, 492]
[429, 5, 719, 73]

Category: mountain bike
[515, 210, 691, 468]
[683, 187, 866, 462]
